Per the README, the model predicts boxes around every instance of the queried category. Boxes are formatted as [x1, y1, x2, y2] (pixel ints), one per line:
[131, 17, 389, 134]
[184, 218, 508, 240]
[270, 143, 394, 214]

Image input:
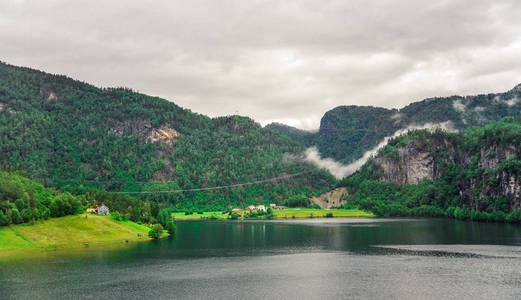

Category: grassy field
[171, 211, 228, 220]
[172, 209, 373, 220]
[273, 209, 373, 219]
[0, 214, 152, 254]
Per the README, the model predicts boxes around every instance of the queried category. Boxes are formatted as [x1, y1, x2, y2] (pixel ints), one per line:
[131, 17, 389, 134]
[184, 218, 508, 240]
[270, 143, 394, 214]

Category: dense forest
[0, 170, 83, 226]
[268, 83, 521, 164]
[340, 117, 521, 222]
[0, 61, 335, 211]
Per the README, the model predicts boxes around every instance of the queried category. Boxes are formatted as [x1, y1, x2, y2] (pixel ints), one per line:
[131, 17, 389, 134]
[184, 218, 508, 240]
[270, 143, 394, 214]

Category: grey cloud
[1, 0, 521, 130]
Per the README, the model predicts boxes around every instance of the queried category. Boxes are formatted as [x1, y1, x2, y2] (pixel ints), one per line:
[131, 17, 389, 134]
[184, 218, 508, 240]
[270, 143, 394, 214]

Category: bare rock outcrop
[311, 187, 348, 209]
[374, 145, 435, 185]
[0, 103, 16, 114]
[40, 87, 59, 101]
[108, 120, 179, 146]
[146, 127, 179, 146]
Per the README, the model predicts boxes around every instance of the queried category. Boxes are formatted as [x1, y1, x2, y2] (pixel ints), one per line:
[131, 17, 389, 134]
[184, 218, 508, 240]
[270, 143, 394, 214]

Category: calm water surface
[1, 218, 521, 299]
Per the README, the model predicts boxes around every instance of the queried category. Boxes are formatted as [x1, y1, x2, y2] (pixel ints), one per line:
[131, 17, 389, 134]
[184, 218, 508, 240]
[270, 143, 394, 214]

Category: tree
[11, 209, 22, 224]
[0, 211, 9, 226]
[21, 208, 33, 222]
[148, 224, 163, 239]
[157, 209, 170, 227]
[165, 220, 177, 236]
[14, 198, 26, 211]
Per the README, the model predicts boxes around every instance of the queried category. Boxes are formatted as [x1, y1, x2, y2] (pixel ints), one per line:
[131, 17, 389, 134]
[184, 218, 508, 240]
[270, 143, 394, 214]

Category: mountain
[268, 84, 521, 164]
[0, 61, 335, 210]
[340, 117, 521, 222]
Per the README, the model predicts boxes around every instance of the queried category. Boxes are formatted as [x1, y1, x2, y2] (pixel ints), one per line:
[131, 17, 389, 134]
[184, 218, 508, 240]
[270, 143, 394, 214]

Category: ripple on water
[375, 244, 521, 259]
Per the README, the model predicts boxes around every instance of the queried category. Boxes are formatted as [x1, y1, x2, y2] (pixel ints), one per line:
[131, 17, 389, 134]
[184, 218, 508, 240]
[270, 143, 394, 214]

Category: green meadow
[171, 211, 228, 220]
[0, 214, 152, 255]
[273, 209, 373, 219]
[171, 209, 373, 220]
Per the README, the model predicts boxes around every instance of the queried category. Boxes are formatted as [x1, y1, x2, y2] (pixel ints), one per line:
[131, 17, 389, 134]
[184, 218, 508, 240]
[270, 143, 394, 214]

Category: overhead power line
[114, 170, 311, 194]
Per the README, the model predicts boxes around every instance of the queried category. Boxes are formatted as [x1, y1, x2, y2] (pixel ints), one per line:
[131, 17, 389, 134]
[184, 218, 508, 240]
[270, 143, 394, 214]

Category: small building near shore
[97, 205, 110, 215]
[86, 208, 97, 213]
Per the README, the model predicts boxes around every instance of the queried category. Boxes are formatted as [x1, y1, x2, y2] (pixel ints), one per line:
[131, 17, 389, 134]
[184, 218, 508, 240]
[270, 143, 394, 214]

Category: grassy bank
[273, 209, 373, 219]
[172, 209, 373, 220]
[171, 211, 228, 220]
[0, 214, 152, 255]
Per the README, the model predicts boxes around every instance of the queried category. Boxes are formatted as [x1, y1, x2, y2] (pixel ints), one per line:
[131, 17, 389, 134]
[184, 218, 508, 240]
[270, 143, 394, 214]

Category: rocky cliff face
[372, 134, 521, 211]
[108, 120, 179, 146]
[375, 145, 436, 185]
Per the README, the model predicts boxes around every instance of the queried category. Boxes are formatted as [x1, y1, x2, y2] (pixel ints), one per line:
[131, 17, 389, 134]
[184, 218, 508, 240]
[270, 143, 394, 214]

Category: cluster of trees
[284, 194, 311, 208]
[148, 210, 176, 239]
[0, 171, 84, 226]
[0, 61, 335, 211]
[341, 117, 521, 223]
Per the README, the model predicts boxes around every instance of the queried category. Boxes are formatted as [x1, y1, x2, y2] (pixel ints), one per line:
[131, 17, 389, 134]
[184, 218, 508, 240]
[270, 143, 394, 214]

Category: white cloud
[303, 122, 454, 179]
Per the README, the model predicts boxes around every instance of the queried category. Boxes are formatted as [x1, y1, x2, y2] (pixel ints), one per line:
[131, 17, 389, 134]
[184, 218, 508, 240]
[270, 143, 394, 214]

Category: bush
[148, 224, 163, 239]
[165, 220, 177, 236]
[453, 207, 470, 220]
[110, 212, 128, 222]
[492, 211, 506, 222]
[506, 209, 521, 223]
[0, 211, 9, 226]
[410, 205, 445, 217]
[325, 212, 334, 218]
[229, 212, 240, 220]
[446, 206, 456, 218]
[21, 208, 33, 222]
[157, 209, 170, 226]
[15, 199, 27, 211]
[11, 209, 22, 224]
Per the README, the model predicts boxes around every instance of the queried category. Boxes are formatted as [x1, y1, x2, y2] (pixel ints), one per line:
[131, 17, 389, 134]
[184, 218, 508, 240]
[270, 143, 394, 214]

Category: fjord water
[1, 218, 521, 299]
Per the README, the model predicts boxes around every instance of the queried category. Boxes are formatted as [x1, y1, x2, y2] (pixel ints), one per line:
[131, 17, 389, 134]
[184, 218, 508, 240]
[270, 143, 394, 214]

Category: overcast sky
[2, 0, 521, 130]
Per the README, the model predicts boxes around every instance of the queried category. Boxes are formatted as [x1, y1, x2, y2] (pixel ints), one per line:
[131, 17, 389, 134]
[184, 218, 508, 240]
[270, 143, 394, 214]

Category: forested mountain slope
[0, 61, 335, 210]
[340, 117, 521, 222]
[268, 84, 521, 164]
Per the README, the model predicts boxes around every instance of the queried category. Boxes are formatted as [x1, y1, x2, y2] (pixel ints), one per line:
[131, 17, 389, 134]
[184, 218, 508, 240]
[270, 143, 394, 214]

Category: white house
[256, 205, 266, 211]
[269, 204, 276, 208]
[97, 205, 110, 215]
